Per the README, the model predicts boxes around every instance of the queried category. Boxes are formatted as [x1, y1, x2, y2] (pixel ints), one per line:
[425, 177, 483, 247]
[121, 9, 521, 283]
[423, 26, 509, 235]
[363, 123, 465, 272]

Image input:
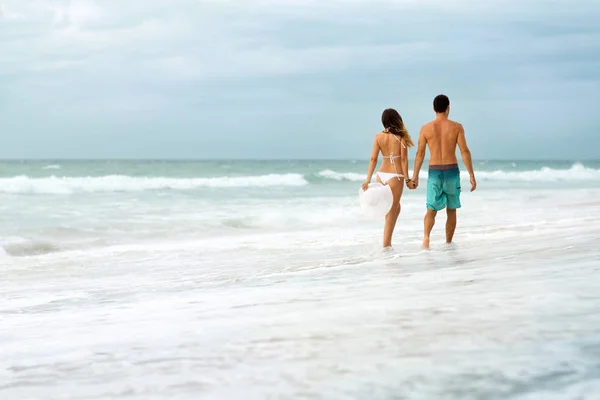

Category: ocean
[2, 159, 600, 399]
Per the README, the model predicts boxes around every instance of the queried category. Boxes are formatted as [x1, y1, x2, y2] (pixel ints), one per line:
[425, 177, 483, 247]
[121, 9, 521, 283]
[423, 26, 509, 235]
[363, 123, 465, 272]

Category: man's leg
[424, 170, 444, 249]
[444, 168, 461, 244]
[423, 209, 437, 249]
[446, 208, 457, 243]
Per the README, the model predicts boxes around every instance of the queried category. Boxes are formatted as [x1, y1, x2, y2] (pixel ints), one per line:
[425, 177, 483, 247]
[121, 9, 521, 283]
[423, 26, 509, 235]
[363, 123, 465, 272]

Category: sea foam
[0, 173, 308, 194]
[0, 164, 597, 194]
[317, 163, 600, 183]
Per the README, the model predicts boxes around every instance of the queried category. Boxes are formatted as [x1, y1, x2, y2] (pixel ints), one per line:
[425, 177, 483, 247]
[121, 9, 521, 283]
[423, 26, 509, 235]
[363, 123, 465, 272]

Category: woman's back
[377, 132, 405, 172]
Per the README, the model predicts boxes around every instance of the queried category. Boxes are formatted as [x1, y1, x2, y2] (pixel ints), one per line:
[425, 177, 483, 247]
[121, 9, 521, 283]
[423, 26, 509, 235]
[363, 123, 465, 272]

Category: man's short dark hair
[433, 94, 450, 113]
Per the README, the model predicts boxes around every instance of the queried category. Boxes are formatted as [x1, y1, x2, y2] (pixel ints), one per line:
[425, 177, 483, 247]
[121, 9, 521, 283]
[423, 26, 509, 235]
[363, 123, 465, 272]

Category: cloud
[3, 0, 599, 82]
[0, 0, 599, 159]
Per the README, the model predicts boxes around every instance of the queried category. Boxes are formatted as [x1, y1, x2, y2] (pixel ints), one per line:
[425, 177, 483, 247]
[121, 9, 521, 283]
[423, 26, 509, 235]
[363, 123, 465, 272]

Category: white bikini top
[381, 130, 406, 165]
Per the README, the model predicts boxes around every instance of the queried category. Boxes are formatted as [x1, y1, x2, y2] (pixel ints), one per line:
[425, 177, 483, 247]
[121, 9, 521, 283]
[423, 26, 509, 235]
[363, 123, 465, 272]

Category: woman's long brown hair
[381, 108, 414, 147]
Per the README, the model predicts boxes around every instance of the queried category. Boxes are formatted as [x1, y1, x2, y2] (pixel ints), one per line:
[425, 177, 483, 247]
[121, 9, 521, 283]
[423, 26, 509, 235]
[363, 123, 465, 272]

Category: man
[411, 94, 476, 249]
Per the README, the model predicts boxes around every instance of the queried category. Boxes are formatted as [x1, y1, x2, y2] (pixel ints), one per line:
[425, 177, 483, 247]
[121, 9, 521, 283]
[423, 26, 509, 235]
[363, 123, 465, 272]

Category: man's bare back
[420, 119, 462, 166]
[410, 94, 476, 249]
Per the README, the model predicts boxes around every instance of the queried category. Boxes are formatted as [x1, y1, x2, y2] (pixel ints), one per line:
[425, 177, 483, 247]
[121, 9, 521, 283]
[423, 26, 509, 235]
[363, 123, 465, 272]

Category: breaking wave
[42, 164, 61, 170]
[317, 163, 600, 183]
[0, 173, 308, 194]
[316, 170, 365, 181]
[0, 164, 598, 194]
[469, 163, 600, 182]
[0, 237, 60, 257]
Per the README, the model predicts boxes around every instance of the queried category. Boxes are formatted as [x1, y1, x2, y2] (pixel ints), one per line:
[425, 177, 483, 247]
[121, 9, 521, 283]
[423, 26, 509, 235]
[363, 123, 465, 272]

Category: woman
[362, 108, 415, 249]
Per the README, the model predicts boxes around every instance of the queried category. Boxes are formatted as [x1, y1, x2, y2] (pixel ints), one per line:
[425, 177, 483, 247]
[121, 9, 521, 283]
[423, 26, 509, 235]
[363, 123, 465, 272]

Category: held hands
[407, 177, 418, 190]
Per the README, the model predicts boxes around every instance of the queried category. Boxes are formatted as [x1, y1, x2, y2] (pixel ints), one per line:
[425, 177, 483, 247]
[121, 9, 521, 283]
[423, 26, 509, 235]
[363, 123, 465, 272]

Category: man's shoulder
[449, 120, 464, 130]
[420, 121, 435, 130]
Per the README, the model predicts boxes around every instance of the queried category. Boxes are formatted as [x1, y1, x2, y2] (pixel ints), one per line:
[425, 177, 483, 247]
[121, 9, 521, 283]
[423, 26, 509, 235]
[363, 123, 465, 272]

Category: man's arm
[456, 123, 476, 192]
[411, 126, 427, 186]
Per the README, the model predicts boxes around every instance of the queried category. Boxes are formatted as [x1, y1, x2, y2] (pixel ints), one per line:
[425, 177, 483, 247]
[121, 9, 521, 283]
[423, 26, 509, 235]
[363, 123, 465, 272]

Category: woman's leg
[382, 179, 404, 248]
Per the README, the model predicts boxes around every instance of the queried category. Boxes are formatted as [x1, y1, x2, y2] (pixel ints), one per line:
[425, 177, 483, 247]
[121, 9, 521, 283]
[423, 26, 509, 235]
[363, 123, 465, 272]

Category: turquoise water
[1, 159, 600, 399]
[1, 159, 599, 178]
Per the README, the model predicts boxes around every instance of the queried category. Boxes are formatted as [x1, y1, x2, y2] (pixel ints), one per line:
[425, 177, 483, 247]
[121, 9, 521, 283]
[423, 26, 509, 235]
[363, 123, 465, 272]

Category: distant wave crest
[316, 169, 365, 181]
[0, 237, 60, 257]
[0, 164, 597, 194]
[0, 173, 308, 194]
[317, 163, 600, 183]
[472, 163, 600, 182]
[42, 164, 61, 170]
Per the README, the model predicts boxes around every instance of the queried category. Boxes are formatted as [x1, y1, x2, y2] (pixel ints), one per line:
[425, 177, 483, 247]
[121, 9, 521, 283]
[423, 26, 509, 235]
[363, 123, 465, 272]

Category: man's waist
[429, 163, 459, 171]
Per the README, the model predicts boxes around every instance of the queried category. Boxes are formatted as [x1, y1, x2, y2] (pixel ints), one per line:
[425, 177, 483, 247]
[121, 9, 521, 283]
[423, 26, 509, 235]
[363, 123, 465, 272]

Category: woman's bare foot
[422, 237, 430, 249]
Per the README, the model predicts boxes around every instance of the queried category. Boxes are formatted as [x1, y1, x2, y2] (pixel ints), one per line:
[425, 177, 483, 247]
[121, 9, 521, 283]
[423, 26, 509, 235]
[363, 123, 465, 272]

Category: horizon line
[0, 158, 598, 163]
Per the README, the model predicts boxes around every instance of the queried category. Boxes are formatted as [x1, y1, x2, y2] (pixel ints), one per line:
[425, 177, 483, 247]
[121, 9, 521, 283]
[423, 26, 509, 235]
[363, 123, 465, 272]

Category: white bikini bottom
[377, 171, 404, 184]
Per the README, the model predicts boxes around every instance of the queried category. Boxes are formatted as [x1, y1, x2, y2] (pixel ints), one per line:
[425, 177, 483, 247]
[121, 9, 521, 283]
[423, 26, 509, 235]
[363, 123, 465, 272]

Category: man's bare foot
[422, 237, 430, 249]
[445, 241, 457, 249]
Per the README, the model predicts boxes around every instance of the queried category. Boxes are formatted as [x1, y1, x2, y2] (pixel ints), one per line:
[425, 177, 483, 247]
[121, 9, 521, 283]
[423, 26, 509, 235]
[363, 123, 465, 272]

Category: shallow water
[2, 160, 600, 399]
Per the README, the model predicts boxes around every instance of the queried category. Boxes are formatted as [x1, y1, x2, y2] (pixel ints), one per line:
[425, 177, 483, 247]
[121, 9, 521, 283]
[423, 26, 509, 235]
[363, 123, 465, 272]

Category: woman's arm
[362, 137, 379, 190]
[401, 140, 409, 179]
[402, 140, 414, 188]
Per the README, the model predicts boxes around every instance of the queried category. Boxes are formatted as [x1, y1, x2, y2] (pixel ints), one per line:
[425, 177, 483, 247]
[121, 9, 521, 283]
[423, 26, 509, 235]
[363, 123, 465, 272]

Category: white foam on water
[1, 163, 597, 195]
[471, 162, 600, 182]
[317, 169, 365, 181]
[0, 173, 308, 194]
[318, 163, 600, 183]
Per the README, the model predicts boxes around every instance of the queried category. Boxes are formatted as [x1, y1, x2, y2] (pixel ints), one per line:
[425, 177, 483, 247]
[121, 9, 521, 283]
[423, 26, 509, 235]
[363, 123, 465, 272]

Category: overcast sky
[1, 0, 599, 160]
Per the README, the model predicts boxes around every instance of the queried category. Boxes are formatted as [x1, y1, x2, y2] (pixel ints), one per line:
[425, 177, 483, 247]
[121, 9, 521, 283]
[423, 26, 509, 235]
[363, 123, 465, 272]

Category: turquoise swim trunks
[426, 164, 461, 211]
